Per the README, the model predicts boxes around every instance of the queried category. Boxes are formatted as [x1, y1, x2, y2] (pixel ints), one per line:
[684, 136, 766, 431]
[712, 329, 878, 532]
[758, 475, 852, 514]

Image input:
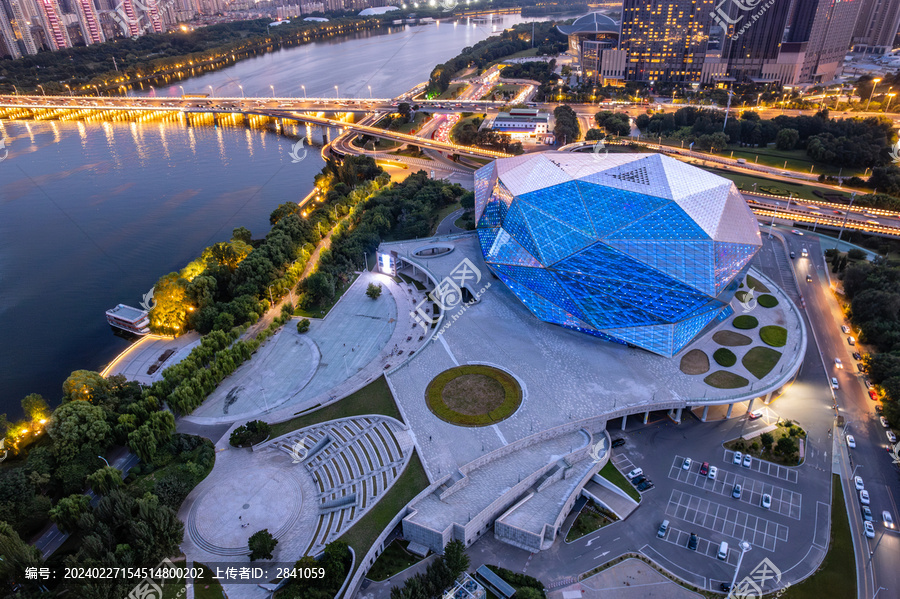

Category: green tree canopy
[47, 401, 113, 463]
[248, 529, 278, 561]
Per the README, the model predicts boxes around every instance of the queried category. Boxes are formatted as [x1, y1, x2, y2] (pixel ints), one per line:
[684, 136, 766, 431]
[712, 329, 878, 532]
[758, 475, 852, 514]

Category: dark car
[612, 438, 626, 448]
[632, 475, 647, 486]
[637, 480, 654, 491]
[806, 274, 812, 282]
[876, 405, 884, 415]
[699, 461, 710, 476]
[687, 533, 699, 550]
[853, 352, 862, 361]
[858, 363, 867, 373]
[721, 583, 732, 592]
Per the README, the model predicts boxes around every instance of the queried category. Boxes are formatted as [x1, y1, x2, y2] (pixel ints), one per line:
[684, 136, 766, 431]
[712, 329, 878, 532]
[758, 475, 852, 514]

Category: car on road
[832, 377, 840, 389]
[865, 521, 876, 538]
[626, 468, 643, 480]
[611, 438, 626, 448]
[849, 337, 856, 346]
[699, 461, 710, 475]
[682, 457, 692, 470]
[657, 520, 669, 538]
[858, 363, 867, 373]
[791, 229, 803, 235]
[835, 358, 843, 369]
[806, 274, 812, 282]
[733, 484, 742, 498]
[743, 454, 752, 468]
[632, 475, 647, 486]
[687, 533, 699, 550]
[720, 583, 732, 592]
[842, 325, 851, 334]
[853, 352, 862, 360]
[860, 489, 871, 505]
[847, 435, 856, 448]
[749, 409, 763, 420]
[863, 505, 874, 521]
[708, 466, 718, 480]
[637, 480, 654, 491]
[870, 388, 878, 400]
[855, 476, 865, 490]
[881, 417, 890, 428]
[762, 493, 772, 509]
[790, 251, 796, 259]
[834, 210, 844, 215]
[733, 451, 743, 465]
[801, 247, 809, 257]
[887, 431, 897, 444]
[883, 511, 894, 529]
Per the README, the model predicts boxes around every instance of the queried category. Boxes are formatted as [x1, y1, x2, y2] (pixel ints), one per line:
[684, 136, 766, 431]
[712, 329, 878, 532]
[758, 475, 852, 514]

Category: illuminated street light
[885, 93, 896, 112]
[270, 84, 275, 99]
[179, 85, 185, 96]
[238, 84, 244, 99]
[37, 84, 45, 96]
[866, 78, 882, 111]
[335, 85, 339, 99]
[207, 85, 214, 98]
[368, 85, 372, 99]
[301, 84, 307, 99]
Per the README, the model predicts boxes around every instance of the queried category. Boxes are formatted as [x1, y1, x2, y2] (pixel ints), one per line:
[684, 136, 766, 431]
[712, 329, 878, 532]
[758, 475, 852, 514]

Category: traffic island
[425, 365, 523, 426]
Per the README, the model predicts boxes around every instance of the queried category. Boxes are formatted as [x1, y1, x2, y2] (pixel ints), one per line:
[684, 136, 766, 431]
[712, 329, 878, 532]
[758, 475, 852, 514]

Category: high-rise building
[35, 0, 71, 48]
[117, 0, 143, 36]
[557, 13, 626, 86]
[8, 0, 38, 54]
[781, 0, 861, 84]
[619, 0, 717, 82]
[852, 0, 900, 54]
[73, 0, 104, 44]
[714, 0, 793, 83]
[0, 0, 23, 57]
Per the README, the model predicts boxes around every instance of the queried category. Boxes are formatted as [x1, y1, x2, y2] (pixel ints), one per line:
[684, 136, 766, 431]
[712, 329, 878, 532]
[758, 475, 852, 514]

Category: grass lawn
[599, 461, 641, 502]
[704, 370, 750, 389]
[482, 83, 525, 101]
[679, 349, 709, 375]
[161, 563, 225, 599]
[430, 201, 462, 235]
[268, 376, 402, 438]
[760, 325, 788, 347]
[742, 346, 782, 379]
[127, 440, 215, 500]
[450, 115, 487, 144]
[566, 501, 618, 542]
[746, 275, 771, 292]
[425, 365, 522, 426]
[294, 273, 359, 318]
[713, 348, 737, 367]
[713, 331, 753, 346]
[697, 166, 824, 202]
[338, 452, 430, 578]
[435, 82, 468, 100]
[493, 47, 541, 62]
[781, 475, 854, 598]
[365, 539, 427, 581]
[733, 315, 759, 329]
[455, 211, 476, 230]
[758, 294, 779, 308]
[724, 422, 805, 466]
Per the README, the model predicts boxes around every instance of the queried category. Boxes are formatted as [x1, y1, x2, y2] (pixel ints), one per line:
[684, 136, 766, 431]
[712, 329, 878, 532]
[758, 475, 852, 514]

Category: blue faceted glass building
[474, 152, 762, 357]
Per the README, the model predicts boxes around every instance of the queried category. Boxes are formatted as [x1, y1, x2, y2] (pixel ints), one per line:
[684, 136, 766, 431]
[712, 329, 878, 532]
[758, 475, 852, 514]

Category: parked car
[682, 457, 692, 470]
[881, 417, 890, 428]
[733, 451, 743, 465]
[883, 511, 894, 529]
[748, 409, 763, 420]
[657, 520, 669, 538]
[876, 405, 884, 415]
[687, 533, 699, 550]
[849, 337, 856, 346]
[855, 476, 865, 490]
[842, 325, 851, 334]
[699, 461, 710, 476]
[853, 352, 862, 361]
[887, 431, 897, 444]
[863, 506, 874, 521]
[626, 468, 643, 480]
[720, 583, 732, 592]
[637, 480, 654, 492]
[858, 364, 867, 373]
[761, 494, 772, 509]
[612, 438, 626, 448]
[708, 466, 718, 480]
[861, 489, 871, 505]
[865, 521, 875, 538]
[632, 475, 647, 486]
[733, 484, 742, 499]
[743, 454, 752, 468]
[847, 435, 856, 448]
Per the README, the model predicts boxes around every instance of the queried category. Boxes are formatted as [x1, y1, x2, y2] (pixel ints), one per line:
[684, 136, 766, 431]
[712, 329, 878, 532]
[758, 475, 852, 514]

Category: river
[0, 13, 542, 417]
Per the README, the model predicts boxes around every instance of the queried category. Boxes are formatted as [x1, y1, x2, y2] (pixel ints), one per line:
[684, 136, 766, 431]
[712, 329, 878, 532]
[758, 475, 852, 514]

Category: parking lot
[661, 525, 740, 565]
[722, 449, 800, 483]
[666, 489, 790, 551]
[669, 455, 802, 520]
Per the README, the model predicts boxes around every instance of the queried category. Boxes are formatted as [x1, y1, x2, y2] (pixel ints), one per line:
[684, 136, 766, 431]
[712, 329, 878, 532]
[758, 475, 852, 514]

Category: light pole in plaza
[728, 541, 752, 593]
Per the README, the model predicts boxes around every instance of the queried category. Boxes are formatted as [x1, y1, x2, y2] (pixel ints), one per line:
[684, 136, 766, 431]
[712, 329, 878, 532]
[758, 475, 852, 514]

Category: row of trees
[389, 540, 470, 599]
[553, 105, 581, 146]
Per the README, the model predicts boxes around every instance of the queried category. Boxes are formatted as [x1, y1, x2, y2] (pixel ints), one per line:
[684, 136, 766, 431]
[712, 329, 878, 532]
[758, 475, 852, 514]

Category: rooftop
[557, 12, 619, 36]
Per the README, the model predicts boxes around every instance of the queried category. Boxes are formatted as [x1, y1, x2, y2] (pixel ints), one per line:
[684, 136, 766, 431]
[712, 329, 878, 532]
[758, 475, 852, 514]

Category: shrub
[758, 294, 779, 308]
[229, 420, 271, 447]
[733, 315, 759, 329]
[366, 283, 383, 300]
[714, 348, 737, 367]
[296, 318, 310, 334]
[760, 325, 787, 347]
[848, 248, 867, 260]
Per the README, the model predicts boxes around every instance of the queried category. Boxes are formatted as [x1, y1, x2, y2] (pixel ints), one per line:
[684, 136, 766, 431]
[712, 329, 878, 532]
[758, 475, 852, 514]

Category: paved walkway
[103, 332, 201, 384]
[436, 208, 467, 235]
[552, 559, 703, 599]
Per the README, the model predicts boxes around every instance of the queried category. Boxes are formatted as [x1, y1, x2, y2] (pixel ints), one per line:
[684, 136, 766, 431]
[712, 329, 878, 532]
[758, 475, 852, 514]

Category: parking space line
[722, 449, 799, 483]
[661, 526, 740, 565]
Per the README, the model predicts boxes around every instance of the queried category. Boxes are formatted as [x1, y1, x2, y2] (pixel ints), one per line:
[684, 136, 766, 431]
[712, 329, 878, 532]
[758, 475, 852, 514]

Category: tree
[86, 466, 123, 495]
[306, 272, 335, 305]
[459, 191, 475, 211]
[248, 529, 278, 561]
[49, 493, 91, 534]
[47, 400, 113, 463]
[443, 539, 470, 577]
[775, 128, 799, 150]
[760, 432, 774, 453]
[21, 394, 50, 423]
[62, 370, 108, 403]
[366, 283, 383, 300]
[776, 436, 797, 455]
[0, 521, 42, 590]
[232, 226, 252, 243]
[297, 318, 310, 333]
[516, 589, 544, 599]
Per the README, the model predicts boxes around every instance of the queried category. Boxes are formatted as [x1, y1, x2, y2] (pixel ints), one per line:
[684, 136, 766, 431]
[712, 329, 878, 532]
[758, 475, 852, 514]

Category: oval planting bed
[733, 315, 759, 329]
[704, 370, 750, 389]
[760, 325, 787, 347]
[425, 365, 523, 427]
[758, 294, 779, 308]
[713, 331, 753, 346]
[680, 349, 710, 375]
[742, 347, 782, 379]
[713, 348, 737, 367]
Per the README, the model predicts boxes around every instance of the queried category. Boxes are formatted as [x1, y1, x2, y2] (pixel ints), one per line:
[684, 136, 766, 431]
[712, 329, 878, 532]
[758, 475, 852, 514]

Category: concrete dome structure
[474, 152, 762, 356]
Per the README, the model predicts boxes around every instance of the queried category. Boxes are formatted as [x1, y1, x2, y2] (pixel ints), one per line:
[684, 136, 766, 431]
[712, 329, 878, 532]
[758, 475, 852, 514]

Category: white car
[708, 466, 718, 480]
[682, 457, 692, 470]
[761, 493, 772, 509]
[743, 454, 752, 468]
[842, 325, 851, 334]
[860, 489, 871, 505]
[881, 417, 891, 428]
[626, 468, 643, 480]
[855, 476, 865, 490]
[887, 431, 897, 444]
[865, 521, 875, 538]
[733, 451, 743, 465]
[835, 358, 843, 369]
[847, 435, 856, 448]
[884, 511, 895, 529]
[832, 377, 840, 390]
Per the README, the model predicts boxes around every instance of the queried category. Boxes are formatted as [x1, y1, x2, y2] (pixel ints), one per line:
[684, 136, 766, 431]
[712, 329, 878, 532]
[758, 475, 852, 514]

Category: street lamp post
[768, 192, 793, 239]
[301, 85, 307, 99]
[268, 285, 275, 307]
[64, 84, 71, 96]
[837, 191, 857, 242]
[37, 84, 45, 96]
[334, 85, 339, 99]
[728, 541, 752, 593]
[757, 92, 762, 107]
[179, 85, 185, 96]
[207, 85, 214, 98]
[270, 84, 275, 99]
[885, 93, 896, 113]
[97, 455, 110, 467]
[866, 78, 882, 111]
[368, 85, 372, 99]
[238, 84, 244, 99]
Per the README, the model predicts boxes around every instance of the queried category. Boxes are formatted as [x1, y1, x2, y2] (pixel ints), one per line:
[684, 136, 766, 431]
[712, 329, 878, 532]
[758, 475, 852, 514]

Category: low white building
[489, 108, 550, 141]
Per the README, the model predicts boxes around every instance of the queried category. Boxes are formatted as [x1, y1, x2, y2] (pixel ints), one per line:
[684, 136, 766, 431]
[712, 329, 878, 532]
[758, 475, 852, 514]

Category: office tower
[74, 0, 104, 44]
[0, 1, 23, 57]
[143, 0, 163, 33]
[8, 0, 37, 54]
[783, 0, 861, 84]
[117, 0, 143, 36]
[852, 0, 900, 54]
[619, 0, 718, 82]
[36, 0, 71, 48]
[716, 0, 792, 83]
